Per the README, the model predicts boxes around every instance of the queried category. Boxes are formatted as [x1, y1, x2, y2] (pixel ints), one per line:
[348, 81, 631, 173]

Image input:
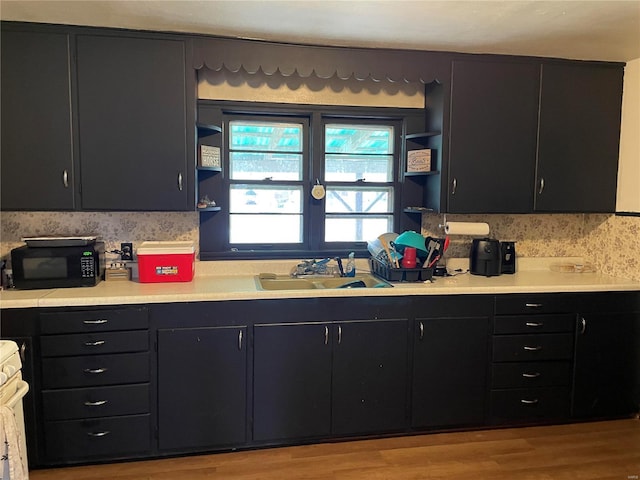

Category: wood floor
[30, 419, 640, 480]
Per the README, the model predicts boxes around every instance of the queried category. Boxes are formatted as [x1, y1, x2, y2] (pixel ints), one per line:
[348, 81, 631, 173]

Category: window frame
[198, 101, 421, 260]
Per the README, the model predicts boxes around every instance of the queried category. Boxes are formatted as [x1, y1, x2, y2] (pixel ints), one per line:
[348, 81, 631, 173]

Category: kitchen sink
[256, 273, 392, 291]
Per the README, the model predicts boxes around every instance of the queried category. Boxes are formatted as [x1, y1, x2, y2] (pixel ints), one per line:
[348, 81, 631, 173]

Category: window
[199, 102, 416, 259]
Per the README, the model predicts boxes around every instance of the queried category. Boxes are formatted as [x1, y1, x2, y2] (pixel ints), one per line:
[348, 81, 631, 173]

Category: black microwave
[11, 243, 105, 289]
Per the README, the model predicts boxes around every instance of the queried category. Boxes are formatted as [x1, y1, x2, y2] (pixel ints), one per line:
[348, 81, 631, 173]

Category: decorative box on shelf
[407, 149, 432, 172]
[200, 145, 221, 168]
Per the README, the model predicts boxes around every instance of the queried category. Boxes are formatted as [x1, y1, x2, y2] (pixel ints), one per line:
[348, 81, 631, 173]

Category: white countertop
[1, 257, 639, 309]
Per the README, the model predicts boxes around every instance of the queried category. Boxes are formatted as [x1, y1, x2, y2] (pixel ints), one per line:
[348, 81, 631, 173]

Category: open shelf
[197, 206, 222, 212]
[197, 166, 222, 173]
[403, 207, 435, 214]
[197, 123, 222, 136]
[404, 170, 440, 177]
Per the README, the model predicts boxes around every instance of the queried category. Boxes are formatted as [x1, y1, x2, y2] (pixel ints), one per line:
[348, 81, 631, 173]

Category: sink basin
[256, 273, 392, 291]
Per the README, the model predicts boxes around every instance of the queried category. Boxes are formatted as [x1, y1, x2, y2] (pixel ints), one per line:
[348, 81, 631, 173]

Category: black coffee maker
[500, 241, 517, 274]
[469, 238, 501, 276]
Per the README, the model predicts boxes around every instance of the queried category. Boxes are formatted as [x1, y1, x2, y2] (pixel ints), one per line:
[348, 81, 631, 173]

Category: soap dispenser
[345, 252, 356, 277]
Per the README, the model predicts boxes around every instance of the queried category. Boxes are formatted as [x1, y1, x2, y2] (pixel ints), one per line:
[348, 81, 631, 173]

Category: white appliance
[0, 341, 29, 479]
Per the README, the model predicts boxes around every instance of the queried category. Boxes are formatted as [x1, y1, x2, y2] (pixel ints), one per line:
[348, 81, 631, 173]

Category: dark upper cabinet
[76, 34, 194, 210]
[1, 30, 75, 210]
[535, 63, 623, 213]
[447, 60, 539, 213]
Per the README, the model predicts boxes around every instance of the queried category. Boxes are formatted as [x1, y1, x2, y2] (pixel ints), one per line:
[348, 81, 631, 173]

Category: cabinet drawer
[40, 307, 148, 334]
[490, 387, 570, 421]
[494, 314, 575, 334]
[44, 414, 150, 461]
[495, 294, 577, 315]
[491, 362, 572, 388]
[41, 330, 149, 357]
[492, 334, 574, 362]
[42, 384, 150, 420]
[42, 352, 149, 388]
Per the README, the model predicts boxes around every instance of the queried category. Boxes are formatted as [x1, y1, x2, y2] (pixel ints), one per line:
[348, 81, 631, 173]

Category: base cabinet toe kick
[2, 291, 638, 467]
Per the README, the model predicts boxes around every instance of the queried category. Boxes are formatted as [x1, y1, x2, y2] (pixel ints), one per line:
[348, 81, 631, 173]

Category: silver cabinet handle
[525, 303, 543, 308]
[521, 399, 539, 405]
[338, 325, 342, 345]
[62, 169, 69, 188]
[19, 342, 26, 363]
[525, 322, 543, 328]
[579, 316, 587, 335]
[238, 330, 243, 350]
[538, 177, 545, 194]
[522, 372, 541, 378]
[451, 178, 457, 195]
[419, 321, 424, 340]
[83, 319, 108, 325]
[178, 172, 183, 191]
[87, 431, 110, 437]
[84, 340, 105, 347]
[523, 345, 542, 351]
[84, 400, 108, 407]
[324, 326, 329, 345]
[84, 368, 108, 374]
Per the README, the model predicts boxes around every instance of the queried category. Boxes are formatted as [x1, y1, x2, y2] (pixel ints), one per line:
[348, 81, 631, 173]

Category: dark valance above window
[192, 36, 451, 84]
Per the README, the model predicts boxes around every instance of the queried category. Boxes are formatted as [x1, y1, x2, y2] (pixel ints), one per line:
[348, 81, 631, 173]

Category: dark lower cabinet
[412, 316, 489, 428]
[157, 326, 247, 451]
[572, 312, 639, 418]
[253, 323, 332, 441]
[331, 319, 408, 435]
[253, 318, 408, 442]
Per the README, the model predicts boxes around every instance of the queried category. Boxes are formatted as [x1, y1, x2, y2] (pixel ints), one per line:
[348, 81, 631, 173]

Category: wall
[616, 58, 640, 213]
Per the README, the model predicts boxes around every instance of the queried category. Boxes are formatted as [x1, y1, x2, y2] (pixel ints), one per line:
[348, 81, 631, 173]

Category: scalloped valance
[192, 36, 450, 84]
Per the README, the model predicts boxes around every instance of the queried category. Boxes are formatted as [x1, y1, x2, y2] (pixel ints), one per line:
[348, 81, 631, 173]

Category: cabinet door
[1, 30, 75, 210]
[76, 35, 191, 210]
[536, 63, 623, 212]
[332, 319, 408, 435]
[448, 60, 539, 213]
[157, 326, 247, 450]
[572, 312, 638, 418]
[253, 323, 332, 441]
[412, 316, 489, 427]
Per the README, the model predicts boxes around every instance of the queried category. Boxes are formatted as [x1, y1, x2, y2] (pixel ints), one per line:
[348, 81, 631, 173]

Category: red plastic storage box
[137, 241, 195, 283]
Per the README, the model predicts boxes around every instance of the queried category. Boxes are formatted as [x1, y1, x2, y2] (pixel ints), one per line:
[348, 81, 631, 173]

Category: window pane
[230, 152, 303, 181]
[325, 187, 393, 214]
[230, 185, 302, 214]
[230, 214, 303, 244]
[325, 216, 393, 242]
[325, 125, 393, 154]
[325, 154, 393, 182]
[230, 121, 302, 152]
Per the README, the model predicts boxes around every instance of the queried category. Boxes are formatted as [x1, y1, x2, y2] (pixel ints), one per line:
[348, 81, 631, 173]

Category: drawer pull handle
[84, 400, 108, 407]
[324, 326, 329, 345]
[83, 319, 108, 325]
[84, 340, 105, 347]
[525, 322, 543, 328]
[522, 372, 541, 378]
[87, 431, 111, 438]
[338, 326, 342, 345]
[521, 399, 539, 405]
[419, 321, 424, 340]
[523, 345, 542, 351]
[579, 316, 587, 335]
[84, 368, 108, 374]
[524, 303, 543, 308]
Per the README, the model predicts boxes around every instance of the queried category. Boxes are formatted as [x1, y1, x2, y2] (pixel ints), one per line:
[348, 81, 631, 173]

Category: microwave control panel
[80, 254, 96, 278]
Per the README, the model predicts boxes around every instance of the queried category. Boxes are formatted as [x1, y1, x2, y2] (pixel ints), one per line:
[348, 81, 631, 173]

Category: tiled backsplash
[1, 211, 639, 282]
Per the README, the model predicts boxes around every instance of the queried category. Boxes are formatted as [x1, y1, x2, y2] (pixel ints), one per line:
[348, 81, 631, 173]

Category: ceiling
[1, 0, 639, 62]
